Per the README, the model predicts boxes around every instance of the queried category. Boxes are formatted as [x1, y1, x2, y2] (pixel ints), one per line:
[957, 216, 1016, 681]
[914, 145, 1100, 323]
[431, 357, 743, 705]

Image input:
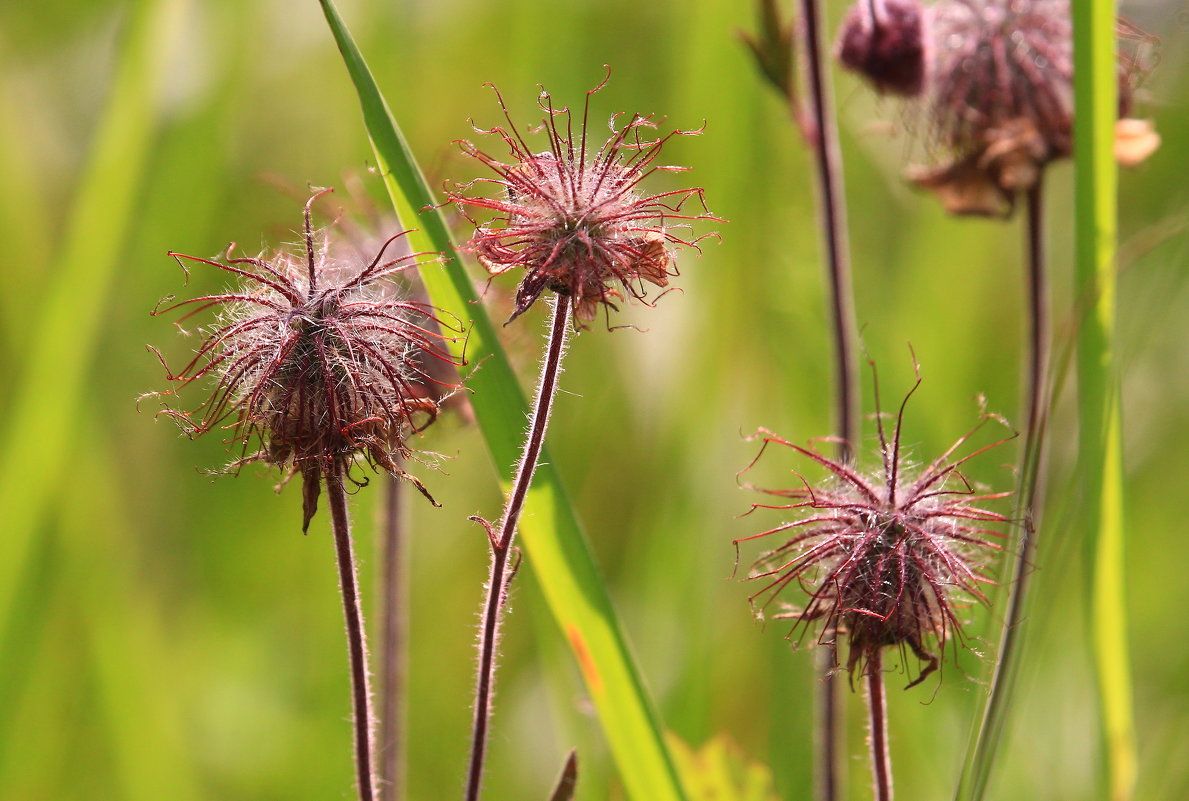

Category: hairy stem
[866, 652, 893, 801]
[328, 461, 378, 801]
[465, 297, 571, 801]
[799, 2, 859, 799]
[957, 179, 1049, 801]
[379, 471, 407, 801]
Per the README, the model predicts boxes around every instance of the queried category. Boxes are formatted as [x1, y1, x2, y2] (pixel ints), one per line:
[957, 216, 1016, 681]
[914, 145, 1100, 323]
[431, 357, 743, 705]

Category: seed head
[147, 188, 464, 530]
[907, 0, 1158, 216]
[836, 0, 927, 97]
[447, 69, 716, 324]
[737, 375, 1011, 687]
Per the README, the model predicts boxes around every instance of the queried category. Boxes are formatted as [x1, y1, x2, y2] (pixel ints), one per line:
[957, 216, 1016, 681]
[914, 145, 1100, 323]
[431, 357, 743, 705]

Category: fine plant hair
[146, 189, 463, 801]
[447, 72, 715, 801]
[744, 1, 862, 796]
[737, 365, 1013, 800]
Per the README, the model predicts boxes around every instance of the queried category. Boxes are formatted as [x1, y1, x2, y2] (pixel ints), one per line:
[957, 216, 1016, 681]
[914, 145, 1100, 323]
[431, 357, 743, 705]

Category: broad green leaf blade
[1073, 3, 1137, 800]
[0, 0, 172, 629]
[318, 4, 687, 800]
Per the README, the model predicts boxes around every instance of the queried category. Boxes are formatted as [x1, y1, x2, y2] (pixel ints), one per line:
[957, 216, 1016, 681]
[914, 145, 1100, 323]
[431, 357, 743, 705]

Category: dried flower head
[907, 0, 1159, 216]
[736, 374, 1012, 687]
[447, 69, 716, 324]
[147, 188, 464, 530]
[836, 0, 927, 96]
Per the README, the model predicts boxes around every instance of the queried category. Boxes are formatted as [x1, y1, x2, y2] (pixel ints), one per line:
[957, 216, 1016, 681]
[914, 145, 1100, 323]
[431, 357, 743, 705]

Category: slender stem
[465, 297, 572, 801]
[866, 652, 893, 801]
[1022, 181, 1048, 465]
[327, 460, 378, 801]
[813, 644, 842, 801]
[799, 0, 860, 463]
[379, 471, 407, 801]
[956, 180, 1049, 801]
[798, 3, 858, 799]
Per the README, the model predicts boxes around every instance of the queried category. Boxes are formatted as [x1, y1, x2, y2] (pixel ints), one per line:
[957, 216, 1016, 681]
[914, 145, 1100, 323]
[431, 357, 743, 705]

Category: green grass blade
[317, 4, 687, 800]
[0, 0, 171, 628]
[1073, 3, 1137, 800]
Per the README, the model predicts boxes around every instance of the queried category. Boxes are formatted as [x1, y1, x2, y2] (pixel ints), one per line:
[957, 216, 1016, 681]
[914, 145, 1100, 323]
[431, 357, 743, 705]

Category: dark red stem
[1022, 179, 1049, 466]
[379, 472, 407, 801]
[799, 0, 859, 463]
[328, 460, 378, 801]
[866, 651, 894, 801]
[963, 179, 1049, 797]
[799, 2, 858, 799]
[464, 297, 571, 801]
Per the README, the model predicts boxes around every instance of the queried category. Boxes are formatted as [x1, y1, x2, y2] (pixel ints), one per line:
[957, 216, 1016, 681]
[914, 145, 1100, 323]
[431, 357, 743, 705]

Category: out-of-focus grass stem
[379, 472, 407, 801]
[1072, 1, 1137, 799]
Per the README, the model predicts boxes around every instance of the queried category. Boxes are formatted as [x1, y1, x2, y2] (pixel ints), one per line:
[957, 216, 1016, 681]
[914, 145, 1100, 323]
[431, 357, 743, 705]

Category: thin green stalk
[1073, 2, 1137, 799]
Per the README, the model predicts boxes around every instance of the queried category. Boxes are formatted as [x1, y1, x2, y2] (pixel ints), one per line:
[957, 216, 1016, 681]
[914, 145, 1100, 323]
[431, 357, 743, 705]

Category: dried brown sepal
[1115, 118, 1160, 168]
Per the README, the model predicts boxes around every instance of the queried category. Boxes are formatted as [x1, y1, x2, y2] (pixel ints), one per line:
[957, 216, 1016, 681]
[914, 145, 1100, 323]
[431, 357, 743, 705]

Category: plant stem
[1073, 2, 1137, 798]
[328, 460, 378, 801]
[957, 180, 1050, 801]
[798, 2, 858, 799]
[379, 471, 407, 801]
[465, 296, 571, 801]
[799, 0, 860, 462]
[866, 652, 893, 801]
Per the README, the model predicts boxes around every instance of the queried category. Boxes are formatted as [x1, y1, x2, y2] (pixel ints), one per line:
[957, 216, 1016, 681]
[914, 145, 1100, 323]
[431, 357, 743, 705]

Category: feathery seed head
[147, 188, 464, 530]
[908, 0, 1158, 216]
[447, 70, 717, 324]
[737, 374, 1012, 687]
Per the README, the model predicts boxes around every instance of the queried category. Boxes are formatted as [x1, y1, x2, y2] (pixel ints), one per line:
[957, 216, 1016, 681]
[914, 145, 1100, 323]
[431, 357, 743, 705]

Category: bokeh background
[1, 0, 1186, 799]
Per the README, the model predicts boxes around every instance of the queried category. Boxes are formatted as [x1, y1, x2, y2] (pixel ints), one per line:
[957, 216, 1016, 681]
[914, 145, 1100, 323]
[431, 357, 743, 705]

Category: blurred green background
[1, 0, 1186, 799]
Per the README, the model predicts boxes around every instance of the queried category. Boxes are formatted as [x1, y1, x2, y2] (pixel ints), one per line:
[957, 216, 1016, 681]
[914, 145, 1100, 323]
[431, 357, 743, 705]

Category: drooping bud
[836, 0, 927, 96]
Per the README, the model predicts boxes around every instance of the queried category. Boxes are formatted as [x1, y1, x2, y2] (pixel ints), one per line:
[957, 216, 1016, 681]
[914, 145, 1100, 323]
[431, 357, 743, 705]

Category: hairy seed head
[907, 0, 1158, 216]
[147, 189, 464, 530]
[447, 70, 717, 324]
[737, 376, 1012, 687]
